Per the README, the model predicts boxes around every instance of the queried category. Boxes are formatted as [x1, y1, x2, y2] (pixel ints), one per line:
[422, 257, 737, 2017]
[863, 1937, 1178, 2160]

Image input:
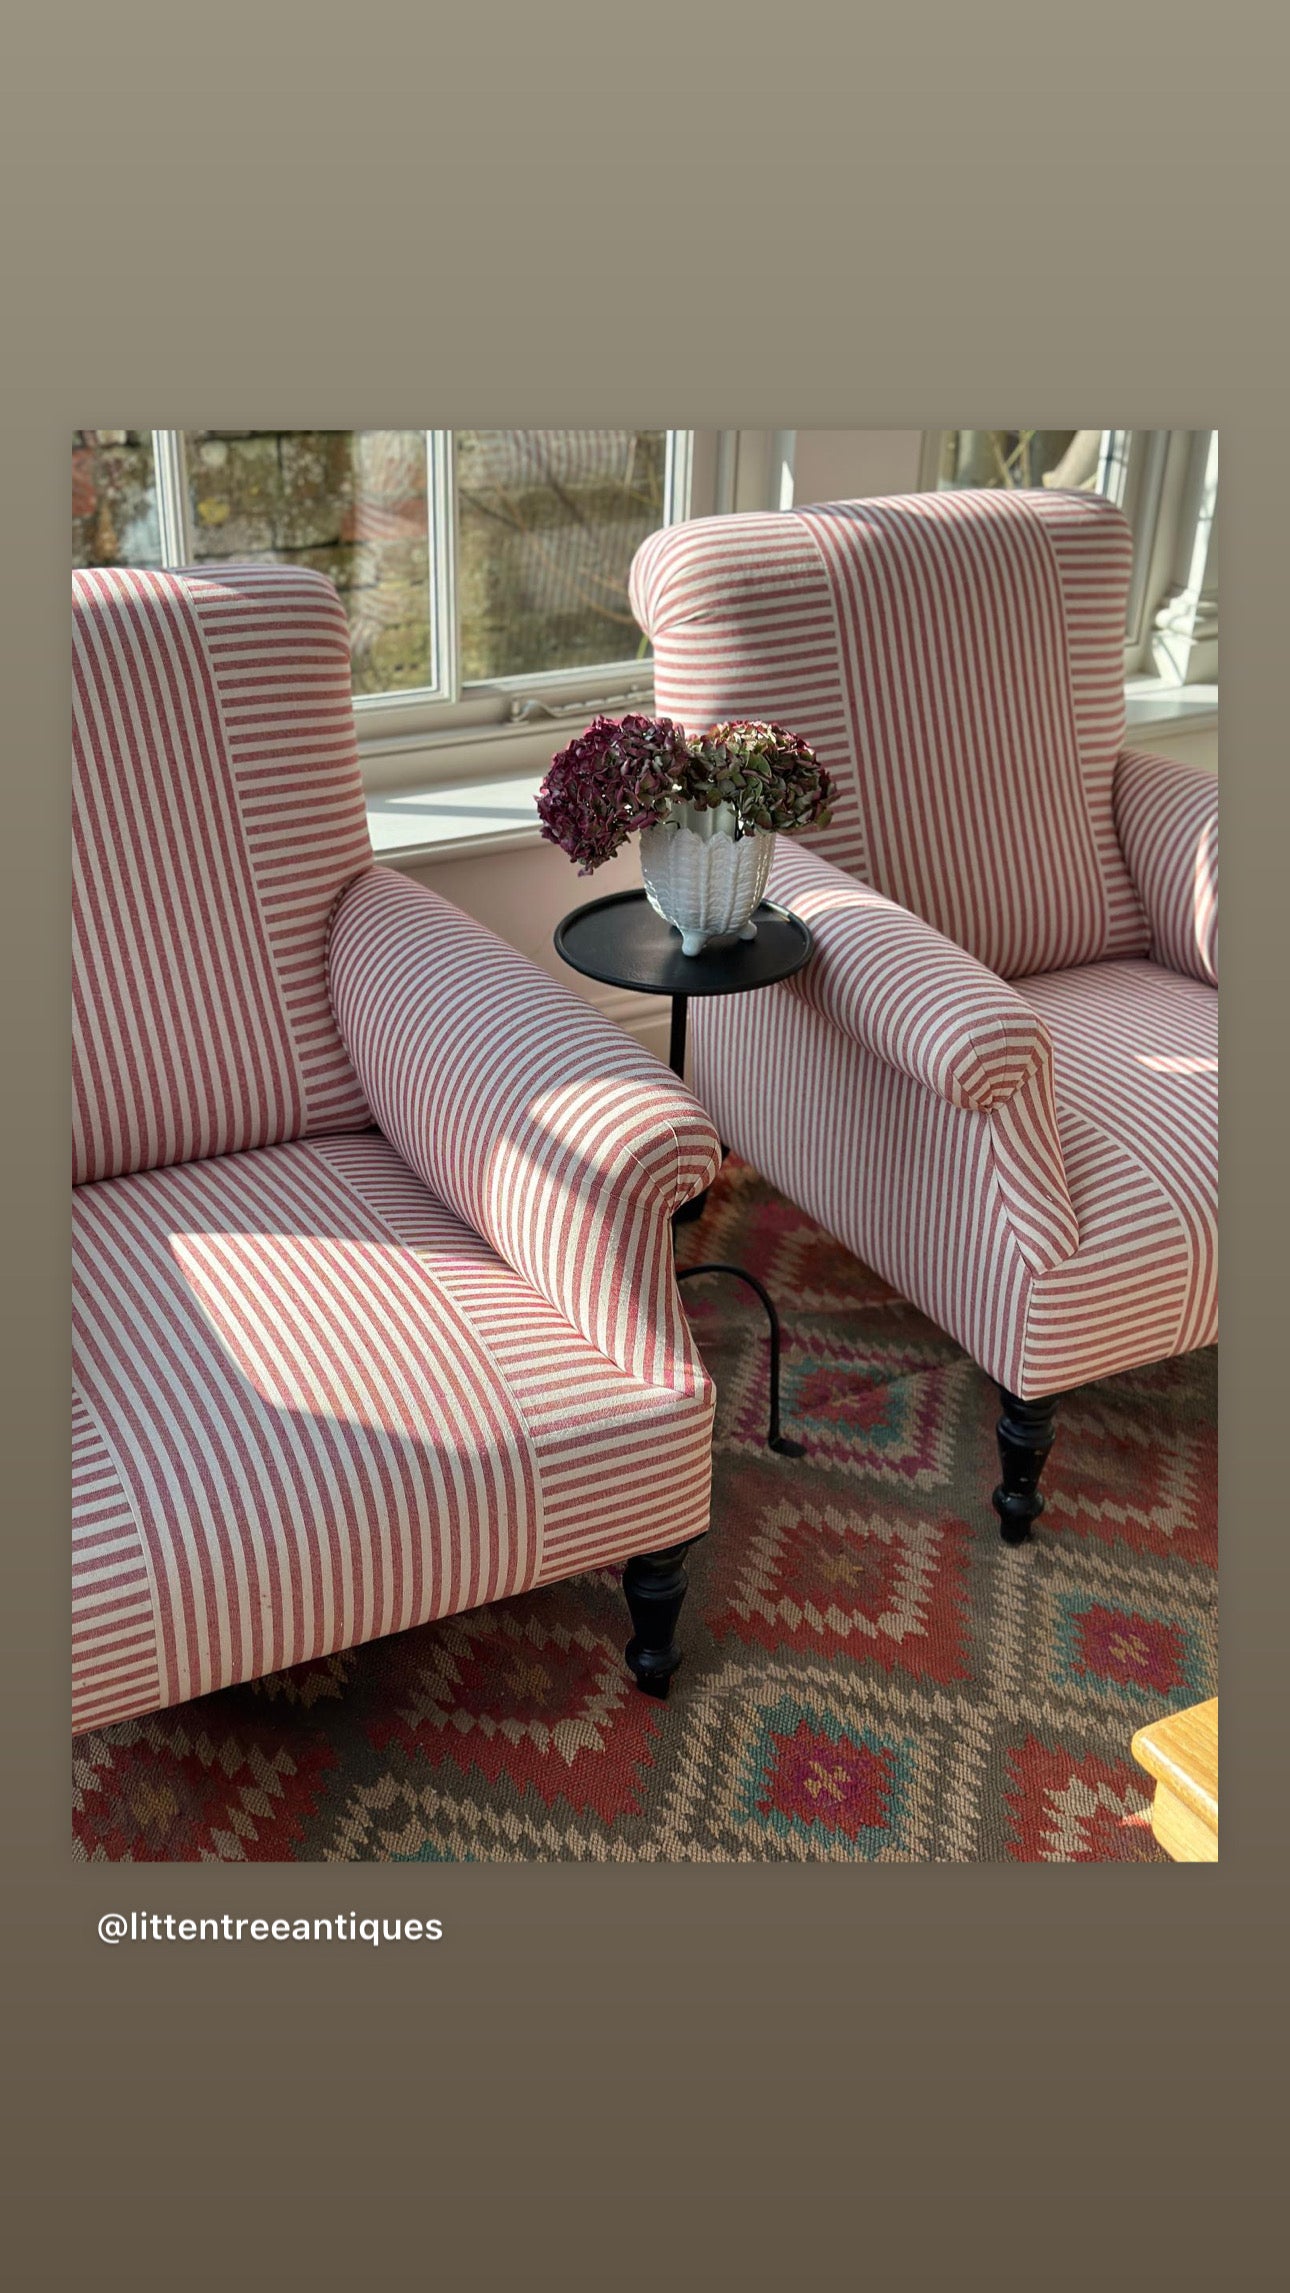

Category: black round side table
[555, 888, 812, 1081]
[554, 889, 813, 1457]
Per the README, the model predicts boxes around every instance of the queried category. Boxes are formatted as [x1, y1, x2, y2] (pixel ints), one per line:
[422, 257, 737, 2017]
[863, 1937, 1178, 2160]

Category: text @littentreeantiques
[98, 1912, 443, 1947]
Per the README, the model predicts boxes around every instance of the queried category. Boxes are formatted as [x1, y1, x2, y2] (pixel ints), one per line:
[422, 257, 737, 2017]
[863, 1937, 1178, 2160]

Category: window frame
[916, 427, 1217, 687]
[141, 426, 710, 790]
[90, 425, 1215, 813]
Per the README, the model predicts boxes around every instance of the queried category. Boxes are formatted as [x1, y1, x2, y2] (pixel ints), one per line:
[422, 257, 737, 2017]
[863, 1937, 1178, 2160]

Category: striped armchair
[72, 564, 720, 1734]
[631, 489, 1217, 1540]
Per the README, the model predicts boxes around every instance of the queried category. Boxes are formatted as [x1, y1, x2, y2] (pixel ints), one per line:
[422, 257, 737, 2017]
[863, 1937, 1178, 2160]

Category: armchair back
[632, 488, 1151, 980]
[73, 564, 373, 1185]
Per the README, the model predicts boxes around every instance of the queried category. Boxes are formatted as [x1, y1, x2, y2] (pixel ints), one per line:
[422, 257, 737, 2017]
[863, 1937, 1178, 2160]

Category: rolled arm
[765, 843, 1078, 1272]
[767, 841, 1056, 1111]
[1114, 748, 1218, 985]
[328, 866, 721, 1389]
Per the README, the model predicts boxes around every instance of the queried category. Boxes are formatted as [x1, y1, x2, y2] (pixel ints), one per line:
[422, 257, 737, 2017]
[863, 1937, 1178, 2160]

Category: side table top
[555, 889, 812, 999]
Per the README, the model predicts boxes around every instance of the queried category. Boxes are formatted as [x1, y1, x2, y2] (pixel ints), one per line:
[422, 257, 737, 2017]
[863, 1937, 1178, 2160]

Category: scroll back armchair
[72, 563, 720, 1734]
[631, 488, 1217, 1539]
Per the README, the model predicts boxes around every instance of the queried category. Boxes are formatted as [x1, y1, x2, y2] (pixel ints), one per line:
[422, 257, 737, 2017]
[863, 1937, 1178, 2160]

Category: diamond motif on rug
[1042, 1370, 1217, 1567]
[729, 1347, 969, 1486]
[706, 1491, 972, 1684]
[363, 1602, 662, 1823]
[1052, 1593, 1205, 1709]
[72, 1715, 336, 1862]
[734, 1696, 913, 1852]
[1002, 1735, 1164, 1863]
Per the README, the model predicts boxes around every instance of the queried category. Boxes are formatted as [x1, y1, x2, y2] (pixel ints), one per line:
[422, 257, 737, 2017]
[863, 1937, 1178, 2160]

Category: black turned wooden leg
[993, 1391, 1058, 1544]
[622, 1540, 694, 1699]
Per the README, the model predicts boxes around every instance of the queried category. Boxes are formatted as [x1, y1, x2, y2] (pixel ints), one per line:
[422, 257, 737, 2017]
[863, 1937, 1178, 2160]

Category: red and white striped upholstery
[72, 1134, 715, 1731]
[1114, 747, 1218, 986]
[632, 490, 1149, 977]
[72, 566, 720, 1734]
[329, 866, 720, 1388]
[73, 565, 372, 1185]
[632, 491, 1217, 1398]
[762, 839, 1061, 1115]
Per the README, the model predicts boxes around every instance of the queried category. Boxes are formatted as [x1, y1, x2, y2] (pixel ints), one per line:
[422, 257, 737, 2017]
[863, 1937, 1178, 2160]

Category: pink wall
[792, 429, 923, 505]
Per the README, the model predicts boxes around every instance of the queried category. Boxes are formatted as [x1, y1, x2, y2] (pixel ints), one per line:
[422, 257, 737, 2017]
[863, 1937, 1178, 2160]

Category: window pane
[456, 429, 667, 682]
[72, 430, 161, 568]
[184, 430, 432, 695]
[936, 430, 1106, 493]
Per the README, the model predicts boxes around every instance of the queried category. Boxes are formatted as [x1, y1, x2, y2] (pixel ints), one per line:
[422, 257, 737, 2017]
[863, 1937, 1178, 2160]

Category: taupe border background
[4, 7, 1286, 2284]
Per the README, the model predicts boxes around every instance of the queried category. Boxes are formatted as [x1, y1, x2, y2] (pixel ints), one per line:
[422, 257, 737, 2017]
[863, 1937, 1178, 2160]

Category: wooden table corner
[1131, 1696, 1218, 1862]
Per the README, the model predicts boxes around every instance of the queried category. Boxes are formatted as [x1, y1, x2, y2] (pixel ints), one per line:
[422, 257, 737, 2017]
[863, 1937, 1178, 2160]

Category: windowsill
[1124, 678, 1217, 732]
[367, 773, 547, 866]
[366, 684, 1219, 867]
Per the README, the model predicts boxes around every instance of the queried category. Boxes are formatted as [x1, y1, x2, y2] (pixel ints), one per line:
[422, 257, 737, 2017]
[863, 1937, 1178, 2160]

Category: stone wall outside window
[72, 429, 667, 695]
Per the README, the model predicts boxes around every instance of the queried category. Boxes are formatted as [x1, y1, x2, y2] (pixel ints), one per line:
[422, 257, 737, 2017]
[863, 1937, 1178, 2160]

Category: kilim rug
[72, 1155, 1217, 1863]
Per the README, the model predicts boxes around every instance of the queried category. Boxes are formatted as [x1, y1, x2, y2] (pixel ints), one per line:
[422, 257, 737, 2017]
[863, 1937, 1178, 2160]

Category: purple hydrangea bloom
[536, 711, 834, 872]
[537, 713, 690, 873]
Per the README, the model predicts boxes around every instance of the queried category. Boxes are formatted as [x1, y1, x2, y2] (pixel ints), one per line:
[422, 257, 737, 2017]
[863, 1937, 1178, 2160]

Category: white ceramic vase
[638, 800, 775, 956]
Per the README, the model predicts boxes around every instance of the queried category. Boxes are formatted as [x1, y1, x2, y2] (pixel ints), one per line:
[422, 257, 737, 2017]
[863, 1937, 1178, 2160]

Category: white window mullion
[663, 430, 695, 528]
[151, 430, 193, 567]
[357, 427, 692, 780]
[725, 431, 798, 514]
[713, 430, 738, 514]
[1096, 429, 1131, 506]
[770, 430, 797, 510]
[427, 429, 459, 703]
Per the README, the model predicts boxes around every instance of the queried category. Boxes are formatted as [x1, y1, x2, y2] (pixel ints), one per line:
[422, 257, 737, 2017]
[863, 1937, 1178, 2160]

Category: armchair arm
[328, 867, 721, 1390]
[1113, 748, 1218, 985]
[766, 842, 1078, 1273]
[767, 841, 1054, 1112]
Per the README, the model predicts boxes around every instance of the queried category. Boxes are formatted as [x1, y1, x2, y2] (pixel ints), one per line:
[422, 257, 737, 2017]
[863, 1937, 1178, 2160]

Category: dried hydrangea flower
[683, 721, 833, 836]
[536, 714, 691, 873]
[536, 711, 832, 872]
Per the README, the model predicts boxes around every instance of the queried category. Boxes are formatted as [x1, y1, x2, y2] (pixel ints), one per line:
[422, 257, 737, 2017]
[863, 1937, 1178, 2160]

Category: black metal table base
[675, 1260, 806, 1457]
[555, 895, 813, 1463]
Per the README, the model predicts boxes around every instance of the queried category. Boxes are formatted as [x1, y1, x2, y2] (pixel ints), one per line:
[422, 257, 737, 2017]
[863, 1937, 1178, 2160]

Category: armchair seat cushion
[1016, 959, 1217, 1393]
[73, 1131, 714, 1735]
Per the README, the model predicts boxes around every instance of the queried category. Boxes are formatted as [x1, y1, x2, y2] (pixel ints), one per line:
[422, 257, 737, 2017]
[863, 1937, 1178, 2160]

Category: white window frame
[916, 427, 1217, 690]
[126, 425, 1215, 830]
[145, 427, 718, 792]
